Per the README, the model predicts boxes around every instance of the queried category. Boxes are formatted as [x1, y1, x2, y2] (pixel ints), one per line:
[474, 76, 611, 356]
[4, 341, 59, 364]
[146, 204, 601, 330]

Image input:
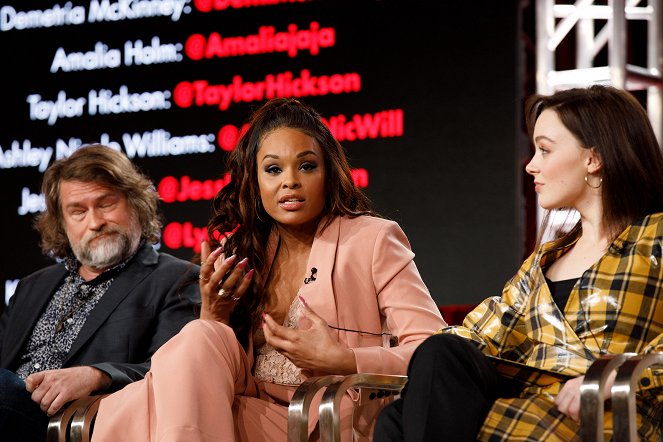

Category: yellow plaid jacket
[441, 212, 663, 440]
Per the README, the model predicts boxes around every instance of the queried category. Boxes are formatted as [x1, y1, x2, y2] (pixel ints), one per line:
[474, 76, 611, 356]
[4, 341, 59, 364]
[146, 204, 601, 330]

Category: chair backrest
[438, 303, 475, 326]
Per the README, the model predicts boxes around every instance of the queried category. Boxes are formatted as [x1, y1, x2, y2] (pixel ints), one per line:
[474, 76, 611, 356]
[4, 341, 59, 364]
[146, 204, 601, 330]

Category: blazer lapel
[299, 217, 340, 324]
[528, 255, 593, 361]
[65, 244, 158, 362]
[3, 266, 66, 367]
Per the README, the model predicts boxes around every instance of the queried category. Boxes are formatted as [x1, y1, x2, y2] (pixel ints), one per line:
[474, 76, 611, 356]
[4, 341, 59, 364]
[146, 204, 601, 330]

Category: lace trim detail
[253, 297, 303, 385]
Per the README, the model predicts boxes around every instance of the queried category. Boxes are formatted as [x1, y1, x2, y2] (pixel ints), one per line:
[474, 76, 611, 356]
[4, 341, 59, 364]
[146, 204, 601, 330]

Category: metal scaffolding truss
[536, 0, 663, 144]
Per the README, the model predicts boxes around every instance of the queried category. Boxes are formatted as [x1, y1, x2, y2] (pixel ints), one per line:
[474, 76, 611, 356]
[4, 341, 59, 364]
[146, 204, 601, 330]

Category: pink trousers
[92, 320, 356, 442]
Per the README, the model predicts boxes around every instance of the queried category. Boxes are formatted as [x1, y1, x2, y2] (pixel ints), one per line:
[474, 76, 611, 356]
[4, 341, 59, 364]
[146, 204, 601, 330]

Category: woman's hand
[262, 296, 357, 375]
[554, 376, 584, 423]
[199, 240, 254, 324]
[555, 370, 616, 423]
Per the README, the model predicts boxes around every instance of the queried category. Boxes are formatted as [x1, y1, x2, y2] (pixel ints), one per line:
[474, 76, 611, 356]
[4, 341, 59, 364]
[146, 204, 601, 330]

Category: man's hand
[25, 366, 111, 416]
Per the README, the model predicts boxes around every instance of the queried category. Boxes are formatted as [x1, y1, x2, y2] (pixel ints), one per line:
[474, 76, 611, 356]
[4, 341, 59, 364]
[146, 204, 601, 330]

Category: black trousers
[0, 368, 49, 442]
[374, 334, 521, 442]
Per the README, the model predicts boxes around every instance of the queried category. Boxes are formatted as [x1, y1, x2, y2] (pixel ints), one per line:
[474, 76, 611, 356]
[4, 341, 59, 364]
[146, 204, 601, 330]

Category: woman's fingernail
[244, 269, 255, 280]
[224, 254, 237, 264]
[237, 257, 249, 268]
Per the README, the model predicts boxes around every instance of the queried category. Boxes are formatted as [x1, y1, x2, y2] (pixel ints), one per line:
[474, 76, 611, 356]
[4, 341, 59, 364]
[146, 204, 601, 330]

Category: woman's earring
[584, 174, 603, 189]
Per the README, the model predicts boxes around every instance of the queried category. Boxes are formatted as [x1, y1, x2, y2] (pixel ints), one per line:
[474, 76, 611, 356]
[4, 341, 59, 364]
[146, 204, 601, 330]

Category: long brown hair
[35, 144, 162, 258]
[208, 98, 375, 339]
[525, 85, 663, 248]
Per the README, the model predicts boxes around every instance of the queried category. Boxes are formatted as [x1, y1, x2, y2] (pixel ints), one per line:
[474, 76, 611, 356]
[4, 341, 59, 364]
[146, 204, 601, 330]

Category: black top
[545, 276, 578, 311]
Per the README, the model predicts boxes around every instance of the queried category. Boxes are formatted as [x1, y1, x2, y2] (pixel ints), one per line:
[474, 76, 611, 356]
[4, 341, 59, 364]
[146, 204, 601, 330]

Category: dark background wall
[0, 0, 528, 313]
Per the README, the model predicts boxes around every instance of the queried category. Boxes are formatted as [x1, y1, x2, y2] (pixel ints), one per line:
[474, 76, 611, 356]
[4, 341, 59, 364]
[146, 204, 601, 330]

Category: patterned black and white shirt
[15, 254, 131, 379]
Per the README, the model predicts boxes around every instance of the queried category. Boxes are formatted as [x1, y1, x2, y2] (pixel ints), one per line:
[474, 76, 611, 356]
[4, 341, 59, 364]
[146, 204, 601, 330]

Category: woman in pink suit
[91, 98, 445, 441]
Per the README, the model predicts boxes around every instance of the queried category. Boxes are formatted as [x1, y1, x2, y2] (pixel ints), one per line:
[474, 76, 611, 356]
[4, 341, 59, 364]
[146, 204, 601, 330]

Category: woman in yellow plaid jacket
[375, 85, 663, 441]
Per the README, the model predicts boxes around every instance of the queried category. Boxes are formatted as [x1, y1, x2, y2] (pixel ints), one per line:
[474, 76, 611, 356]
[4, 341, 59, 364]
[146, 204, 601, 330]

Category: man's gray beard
[71, 223, 141, 270]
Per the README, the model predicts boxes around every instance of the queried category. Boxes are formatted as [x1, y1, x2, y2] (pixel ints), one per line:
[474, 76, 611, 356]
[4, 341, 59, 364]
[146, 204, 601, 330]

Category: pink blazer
[91, 215, 445, 442]
[263, 215, 446, 376]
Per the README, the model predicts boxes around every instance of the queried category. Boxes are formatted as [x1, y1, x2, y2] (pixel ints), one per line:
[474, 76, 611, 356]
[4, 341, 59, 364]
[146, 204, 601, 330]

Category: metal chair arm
[580, 353, 635, 442]
[288, 375, 344, 442]
[70, 394, 108, 442]
[46, 394, 108, 442]
[319, 373, 407, 442]
[611, 353, 663, 442]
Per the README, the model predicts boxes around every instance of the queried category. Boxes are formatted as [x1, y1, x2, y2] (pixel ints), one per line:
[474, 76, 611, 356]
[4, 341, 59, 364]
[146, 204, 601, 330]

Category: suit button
[641, 377, 651, 387]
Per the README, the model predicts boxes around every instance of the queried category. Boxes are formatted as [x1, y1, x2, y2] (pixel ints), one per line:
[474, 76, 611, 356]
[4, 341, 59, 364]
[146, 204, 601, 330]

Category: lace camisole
[252, 296, 304, 386]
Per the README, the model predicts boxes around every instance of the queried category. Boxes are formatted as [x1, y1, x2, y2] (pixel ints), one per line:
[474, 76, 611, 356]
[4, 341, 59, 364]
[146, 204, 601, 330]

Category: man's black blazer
[0, 242, 200, 392]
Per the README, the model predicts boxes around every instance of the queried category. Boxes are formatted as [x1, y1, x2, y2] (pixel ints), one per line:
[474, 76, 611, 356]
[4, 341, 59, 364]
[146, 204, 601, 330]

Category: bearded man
[0, 144, 200, 441]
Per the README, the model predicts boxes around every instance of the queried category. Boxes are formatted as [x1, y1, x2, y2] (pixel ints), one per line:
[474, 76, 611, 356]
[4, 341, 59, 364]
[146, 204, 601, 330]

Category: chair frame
[50, 374, 406, 442]
[47, 396, 89, 442]
[610, 353, 663, 441]
[51, 353, 662, 442]
[580, 352, 663, 442]
[47, 394, 108, 442]
[579, 352, 635, 441]
[288, 375, 344, 442]
[318, 373, 407, 442]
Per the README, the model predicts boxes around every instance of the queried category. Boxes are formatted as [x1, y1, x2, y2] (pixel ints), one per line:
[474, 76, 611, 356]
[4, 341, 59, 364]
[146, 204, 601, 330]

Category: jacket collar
[2, 242, 159, 368]
[65, 242, 159, 362]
